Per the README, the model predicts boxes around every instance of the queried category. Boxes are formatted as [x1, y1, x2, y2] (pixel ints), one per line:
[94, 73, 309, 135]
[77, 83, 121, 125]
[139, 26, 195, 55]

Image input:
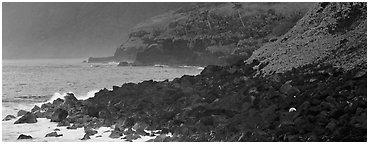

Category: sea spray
[46, 90, 100, 102]
[74, 90, 99, 100]
[33, 90, 100, 107]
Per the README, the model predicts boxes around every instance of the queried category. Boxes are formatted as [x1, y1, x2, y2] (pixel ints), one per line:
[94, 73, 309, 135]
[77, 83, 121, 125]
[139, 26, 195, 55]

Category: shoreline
[2, 118, 166, 142]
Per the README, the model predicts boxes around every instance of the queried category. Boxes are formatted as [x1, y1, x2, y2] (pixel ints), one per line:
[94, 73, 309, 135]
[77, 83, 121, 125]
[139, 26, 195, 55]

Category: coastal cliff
[89, 2, 313, 65]
[10, 2, 366, 142]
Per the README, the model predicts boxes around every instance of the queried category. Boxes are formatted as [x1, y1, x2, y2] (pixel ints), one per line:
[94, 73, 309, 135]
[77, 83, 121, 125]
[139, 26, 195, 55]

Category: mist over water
[2, 2, 190, 59]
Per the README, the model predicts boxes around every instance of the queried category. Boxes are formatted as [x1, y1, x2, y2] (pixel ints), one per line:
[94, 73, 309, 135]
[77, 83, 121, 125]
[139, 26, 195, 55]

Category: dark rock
[146, 139, 155, 142]
[45, 132, 63, 137]
[31, 105, 41, 112]
[67, 124, 81, 130]
[2, 115, 16, 121]
[51, 108, 68, 122]
[135, 129, 149, 136]
[54, 128, 60, 131]
[14, 112, 37, 124]
[34, 110, 46, 118]
[109, 129, 122, 139]
[124, 117, 135, 128]
[17, 134, 32, 140]
[201, 65, 221, 75]
[86, 106, 100, 118]
[160, 128, 170, 134]
[64, 93, 78, 106]
[41, 102, 52, 110]
[279, 80, 300, 96]
[57, 120, 70, 127]
[84, 127, 98, 136]
[17, 110, 28, 117]
[123, 133, 141, 141]
[133, 122, 148, 131]
[112, 85, 120, 91]
[353, 70, 366, 79]
[81, 134, 91, 140]
[123, 128, 134, 135]
[153, 134, 170, 142]
[118, 61, 130, 66]
[52, 98, 64, 106]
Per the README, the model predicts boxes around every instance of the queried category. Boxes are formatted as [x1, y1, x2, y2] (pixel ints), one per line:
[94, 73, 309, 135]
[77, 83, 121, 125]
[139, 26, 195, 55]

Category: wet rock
[201, 65, 222, 75]
[45, 132, 63, 137]
[160, 128, 170, 134]
[153, 134, 171, 142]
[51, 108, 68, 122]
[67, 124, 82, 129]
[84, 127, 98, 136]
[123, 133, 141, 141]
[109, 129, 122, 139]
[135, 129, 149, 136]
[121, 117, 135, 129]
[64, 93, 78, 106]
[112, 85, 120, 91]
[86, 106, 100, 117]
[81, 134, 91, 140]
[31, 105, 41, 112]
[133, 122, 148, 131]
[17, 134, 32, 140]
[57, 120, 70, 127]
[14, 112, 37, 124]
[118, 62, 130, 66]
[52, 98, 64, 106]
[123, 128, 134, 135]
[17, 110, 28, 117]
[41, 102, 52, 110]
[34, 110, 46, 118]
[2, 115, 16, 121]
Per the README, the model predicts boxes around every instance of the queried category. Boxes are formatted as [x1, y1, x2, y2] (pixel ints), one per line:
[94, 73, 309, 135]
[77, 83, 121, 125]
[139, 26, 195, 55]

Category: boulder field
[12, 59, 366, 141]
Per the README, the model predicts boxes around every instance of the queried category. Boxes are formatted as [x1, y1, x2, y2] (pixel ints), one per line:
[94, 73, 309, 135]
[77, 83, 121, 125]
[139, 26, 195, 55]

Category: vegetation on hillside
[120, 2, 313, 66]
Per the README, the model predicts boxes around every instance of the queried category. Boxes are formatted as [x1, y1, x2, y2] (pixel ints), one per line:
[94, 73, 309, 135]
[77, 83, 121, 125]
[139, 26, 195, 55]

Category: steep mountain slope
[246, 2, 367, 76]
[89, 2, 313, 65]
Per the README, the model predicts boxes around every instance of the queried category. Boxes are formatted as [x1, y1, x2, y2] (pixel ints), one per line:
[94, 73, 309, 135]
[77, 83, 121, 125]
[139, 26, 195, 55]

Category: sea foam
[46, 90, 100, 103]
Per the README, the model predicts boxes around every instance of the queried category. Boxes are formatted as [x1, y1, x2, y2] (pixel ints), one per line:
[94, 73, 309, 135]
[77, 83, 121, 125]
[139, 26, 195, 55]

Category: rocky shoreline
[4, 59, 366, 141]
[3, 2, 366, 142]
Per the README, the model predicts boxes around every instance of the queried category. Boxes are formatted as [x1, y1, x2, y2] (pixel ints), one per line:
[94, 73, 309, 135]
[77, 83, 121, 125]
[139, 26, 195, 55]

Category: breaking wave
[46, 90, 100, 103]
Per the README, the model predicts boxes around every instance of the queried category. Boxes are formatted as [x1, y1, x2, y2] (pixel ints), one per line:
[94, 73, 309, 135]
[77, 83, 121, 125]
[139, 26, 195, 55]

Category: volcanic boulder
[2, 115, 16, 121]
[14, 112, 37, 124]
[45, 132, 63, 137]
[17, 110, 28, 117]
[51, 108, 68, 122]
[17, 134, 32, 140]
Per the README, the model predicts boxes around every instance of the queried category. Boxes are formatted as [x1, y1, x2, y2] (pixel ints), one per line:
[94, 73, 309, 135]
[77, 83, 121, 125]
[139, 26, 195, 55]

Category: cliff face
[246, 2, 367, 76]
[108, 2, 314, 65]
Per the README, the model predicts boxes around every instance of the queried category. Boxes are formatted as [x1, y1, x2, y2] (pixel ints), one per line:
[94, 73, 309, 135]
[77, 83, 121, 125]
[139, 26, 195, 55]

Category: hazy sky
[2, 2, 189, 59]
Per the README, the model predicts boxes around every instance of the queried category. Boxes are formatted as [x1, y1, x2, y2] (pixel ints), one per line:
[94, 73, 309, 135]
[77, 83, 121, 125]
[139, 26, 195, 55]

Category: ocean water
[2, 58, 203, 118]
